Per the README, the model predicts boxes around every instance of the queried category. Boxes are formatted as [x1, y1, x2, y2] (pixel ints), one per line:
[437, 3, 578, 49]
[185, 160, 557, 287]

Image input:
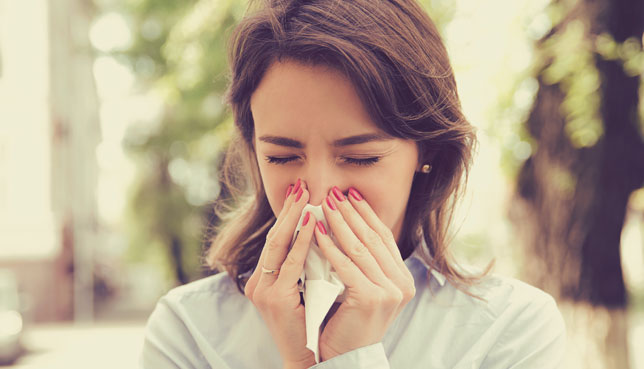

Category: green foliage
[556, 6, 642, 146]
[420, 0, 456, 31]
[489, 74, 540, 176]
[495, 0, 644, 175]
[541, 19, 603, 148]
[113, 0, 243, 285]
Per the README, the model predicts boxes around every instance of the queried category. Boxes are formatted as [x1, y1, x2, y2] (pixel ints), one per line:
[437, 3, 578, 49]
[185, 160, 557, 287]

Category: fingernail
[332, 186, 345, 202]
[293, 178, 301, 194]
[285, 185, 293, 199]
[349, 187, 363, 201]
[303, 212, 311, 226]
[316, 221, 327, 235]
[326, 195, 337, 210]
[295, 187, 304, 202]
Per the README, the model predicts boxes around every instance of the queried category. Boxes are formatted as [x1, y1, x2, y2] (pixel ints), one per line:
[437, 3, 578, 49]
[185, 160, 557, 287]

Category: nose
[300, 161, 347, 206]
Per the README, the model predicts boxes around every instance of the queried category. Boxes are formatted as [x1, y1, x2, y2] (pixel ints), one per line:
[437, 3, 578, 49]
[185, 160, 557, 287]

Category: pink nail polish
[293, 178, 301, 194]
[349, 187, 363, 201]
[317, 221, 327, 235]
[295, 187, 304, 202]
[303, 212, 311, 226]
[332, 186, 345, 202]
[326, 195, 337, 210]
[285, 185, 293, 199]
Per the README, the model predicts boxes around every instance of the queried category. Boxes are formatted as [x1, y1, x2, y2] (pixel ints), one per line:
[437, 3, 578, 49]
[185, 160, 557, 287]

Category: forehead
[249, 61, 379, 136]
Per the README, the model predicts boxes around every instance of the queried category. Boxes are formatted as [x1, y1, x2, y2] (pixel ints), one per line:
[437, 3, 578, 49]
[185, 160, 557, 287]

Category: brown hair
[205, 0, 487, 292]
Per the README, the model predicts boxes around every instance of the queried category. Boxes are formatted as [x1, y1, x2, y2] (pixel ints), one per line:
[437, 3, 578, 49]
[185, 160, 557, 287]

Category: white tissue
[291, 204, 346, 363]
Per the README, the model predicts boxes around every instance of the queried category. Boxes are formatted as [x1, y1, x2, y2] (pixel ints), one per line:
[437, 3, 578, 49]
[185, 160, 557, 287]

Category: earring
[420, 164, 432, 174]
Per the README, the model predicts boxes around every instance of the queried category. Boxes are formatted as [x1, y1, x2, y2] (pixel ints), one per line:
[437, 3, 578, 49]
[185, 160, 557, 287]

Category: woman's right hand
[244, 179, 317, 369]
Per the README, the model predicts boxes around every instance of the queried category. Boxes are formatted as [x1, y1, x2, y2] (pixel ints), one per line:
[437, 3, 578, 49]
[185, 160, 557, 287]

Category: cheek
[370, 199, 398, 230]
[258, 163, 293, 217]
[356, 173, 413, 230]
[356, 183, 395, 226]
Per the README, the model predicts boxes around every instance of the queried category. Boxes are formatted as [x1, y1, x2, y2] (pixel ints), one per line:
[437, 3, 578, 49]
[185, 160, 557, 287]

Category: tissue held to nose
[293, 204, 346, 300]
[292, 204, 346, 363]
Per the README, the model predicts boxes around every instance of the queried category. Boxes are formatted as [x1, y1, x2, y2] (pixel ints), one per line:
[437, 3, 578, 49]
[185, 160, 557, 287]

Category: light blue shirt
[140, 254, 566, 368]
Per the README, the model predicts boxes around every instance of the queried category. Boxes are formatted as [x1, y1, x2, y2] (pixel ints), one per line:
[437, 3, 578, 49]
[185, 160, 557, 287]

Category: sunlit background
[0, 0, 642, 367]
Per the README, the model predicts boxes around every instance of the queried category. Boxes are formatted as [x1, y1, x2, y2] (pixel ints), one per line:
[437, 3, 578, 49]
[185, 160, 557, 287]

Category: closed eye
[342, 157, 380, 166]
[264, 156, 380, 167]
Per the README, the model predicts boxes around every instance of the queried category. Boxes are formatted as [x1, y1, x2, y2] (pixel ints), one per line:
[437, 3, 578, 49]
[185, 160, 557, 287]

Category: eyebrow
[257, 133, 392, 148]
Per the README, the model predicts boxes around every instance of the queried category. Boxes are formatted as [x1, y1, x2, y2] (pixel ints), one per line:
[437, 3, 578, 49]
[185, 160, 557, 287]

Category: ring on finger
[261, 266, 280, 275]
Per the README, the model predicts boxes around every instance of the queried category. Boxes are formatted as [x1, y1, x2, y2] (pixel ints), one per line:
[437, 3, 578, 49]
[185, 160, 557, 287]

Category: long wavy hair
[205, 0, 487, 293]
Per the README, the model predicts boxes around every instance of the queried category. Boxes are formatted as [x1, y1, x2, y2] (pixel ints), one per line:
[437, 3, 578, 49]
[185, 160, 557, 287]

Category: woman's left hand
[314, 186, 416, 361]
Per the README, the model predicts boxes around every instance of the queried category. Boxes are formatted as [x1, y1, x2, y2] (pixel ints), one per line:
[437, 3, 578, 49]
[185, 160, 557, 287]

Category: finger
[347, 187, 408, 271]
[245, 233, 270, 298]
[267, 178, 302, 241]
[322, 194, 390, 287]
[246, 178, 304, 296]
[274, 211, 315, 289]
[329, 186, 408, 286]
[314, 220, 374, 289]
[259, 183, 310, 285]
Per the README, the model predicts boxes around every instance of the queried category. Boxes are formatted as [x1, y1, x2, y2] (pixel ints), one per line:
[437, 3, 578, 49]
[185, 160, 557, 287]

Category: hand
[244, 179, 317, 368]
[314, 186, 416, 361]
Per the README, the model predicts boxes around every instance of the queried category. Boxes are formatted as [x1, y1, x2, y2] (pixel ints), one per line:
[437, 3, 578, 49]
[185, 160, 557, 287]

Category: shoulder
[428, 259, 562, 322]
[441, 266, 566, 338]
[151, 271, 251, 329]
[141, 272, 256, 368]
[162, 271, 242, 305]
[410, 255, 562, 322]
[398, 257, 566, 367]
[472, 273, 562, 320]
[145, 271, 245, 332]
[408, 255, 565, 341]
[464, 273, 567, 367]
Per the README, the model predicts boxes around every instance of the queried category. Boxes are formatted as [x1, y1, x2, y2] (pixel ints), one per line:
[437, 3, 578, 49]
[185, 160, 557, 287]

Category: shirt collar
[409, 245, 447, 287]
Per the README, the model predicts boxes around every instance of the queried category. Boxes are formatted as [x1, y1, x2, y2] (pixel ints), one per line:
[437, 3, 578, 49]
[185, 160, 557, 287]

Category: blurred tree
[510, 0, 644, 367]
[115, 0, 244, 285]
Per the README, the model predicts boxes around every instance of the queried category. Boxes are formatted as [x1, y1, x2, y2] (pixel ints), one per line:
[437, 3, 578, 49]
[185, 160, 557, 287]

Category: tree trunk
[510, 0, 644, 367]
[158, 157, 190, 285]
[170, 235, 188, 285]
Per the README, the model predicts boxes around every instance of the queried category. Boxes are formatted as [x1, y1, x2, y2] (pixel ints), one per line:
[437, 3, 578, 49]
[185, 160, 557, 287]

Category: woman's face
[250, 61, 420, 243]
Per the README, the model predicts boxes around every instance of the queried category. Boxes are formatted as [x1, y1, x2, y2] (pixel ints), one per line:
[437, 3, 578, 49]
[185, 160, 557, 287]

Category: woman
[141, 0, 566, 368]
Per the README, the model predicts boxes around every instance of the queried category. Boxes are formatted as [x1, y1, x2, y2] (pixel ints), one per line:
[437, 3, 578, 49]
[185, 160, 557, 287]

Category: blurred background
[0, 0, 642, 367]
